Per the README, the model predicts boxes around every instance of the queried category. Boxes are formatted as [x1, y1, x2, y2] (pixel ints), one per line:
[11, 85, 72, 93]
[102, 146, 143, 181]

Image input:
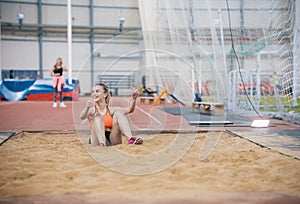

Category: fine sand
[0, 131, 300, 203]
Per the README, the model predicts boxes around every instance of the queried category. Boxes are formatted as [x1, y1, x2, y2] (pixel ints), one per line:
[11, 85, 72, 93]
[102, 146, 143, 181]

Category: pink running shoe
[128, 137, 143, 145]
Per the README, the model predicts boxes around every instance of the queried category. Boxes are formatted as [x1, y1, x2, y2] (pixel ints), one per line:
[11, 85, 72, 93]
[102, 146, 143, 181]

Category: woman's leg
[110, 111, 132, 145]
[52, 89, 58, 108]
[59, 91, 63, 103]
[91, 117, 106, 146]
[53, 89, 57, 102]
[110, 111, 142, 145]
[109, 121, 123, 145]
[59, 91, 66, 108]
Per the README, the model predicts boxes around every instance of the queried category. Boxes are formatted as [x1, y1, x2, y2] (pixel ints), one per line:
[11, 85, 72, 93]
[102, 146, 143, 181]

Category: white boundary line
[135, 105, 163, 125]
[124, 98, 163, 125]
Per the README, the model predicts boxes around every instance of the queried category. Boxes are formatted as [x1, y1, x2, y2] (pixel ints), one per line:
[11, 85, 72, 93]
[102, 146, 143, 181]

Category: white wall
[2, 41, 39, 70]
[1, 2, 38, 24]
[1, 0, 140, 94]
[1, 0, 297, 95]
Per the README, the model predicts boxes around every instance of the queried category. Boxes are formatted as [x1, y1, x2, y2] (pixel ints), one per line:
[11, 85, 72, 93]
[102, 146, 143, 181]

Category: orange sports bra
[103, 110, 113, 129]
[89, 108, 113, 129]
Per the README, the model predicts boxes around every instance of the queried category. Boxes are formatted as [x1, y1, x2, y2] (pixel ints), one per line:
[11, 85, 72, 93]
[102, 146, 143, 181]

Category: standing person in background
[50, 57, 68, 108]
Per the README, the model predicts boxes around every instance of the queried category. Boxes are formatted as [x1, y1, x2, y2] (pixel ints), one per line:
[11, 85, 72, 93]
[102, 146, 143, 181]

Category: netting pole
[239, 0, 245, 69]
[228, 71, 234, 114]
[292, 0, 300, 106]
[188, 0, 196, 97]
[256, 52, 261, 110]
[67, 0, 73, 84]
[218, 9, 228, 104]
[232, 71, 237, 113]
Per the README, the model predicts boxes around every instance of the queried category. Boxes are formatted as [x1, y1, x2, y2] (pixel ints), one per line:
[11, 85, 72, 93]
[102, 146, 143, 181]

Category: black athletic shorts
[88, 131, 112, 146]
[105, 131, 112, 146]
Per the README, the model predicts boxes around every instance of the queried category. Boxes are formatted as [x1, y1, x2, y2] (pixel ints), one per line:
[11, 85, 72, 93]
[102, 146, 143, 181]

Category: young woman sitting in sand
[80, 83, 143, 146]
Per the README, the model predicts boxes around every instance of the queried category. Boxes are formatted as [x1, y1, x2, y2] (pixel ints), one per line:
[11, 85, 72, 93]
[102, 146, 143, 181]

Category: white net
[227, 0, 299, 114]
[138, 0, 227, 105]
[138, 0, 299, 114]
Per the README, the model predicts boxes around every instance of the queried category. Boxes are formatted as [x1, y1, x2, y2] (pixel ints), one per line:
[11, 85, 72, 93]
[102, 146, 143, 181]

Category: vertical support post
[188, 0, 196, 96]
[219, 9, 228, 75]
[90, 0, 94, 88]
[232, 71, 237, 113]
[293, 0, 299, 106]
[256, 52, 261, 109]
[38, 0, 43, 78]
[240, 0, 245, 69]
[67, 0, 73, 84]
[219, 9, 228, 104]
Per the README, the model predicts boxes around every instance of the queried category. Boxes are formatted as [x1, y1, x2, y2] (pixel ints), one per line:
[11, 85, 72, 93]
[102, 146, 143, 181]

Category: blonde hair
[55, 57, 63, 67]
[96, 83, 111, 104]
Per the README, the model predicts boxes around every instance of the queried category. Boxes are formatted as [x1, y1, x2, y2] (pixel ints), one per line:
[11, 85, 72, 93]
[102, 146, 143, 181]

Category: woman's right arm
[80, 100, 93, 120]
[62, 64, 68, 72]
[80, 107, 90, 120]
[50, 66, 58, 77]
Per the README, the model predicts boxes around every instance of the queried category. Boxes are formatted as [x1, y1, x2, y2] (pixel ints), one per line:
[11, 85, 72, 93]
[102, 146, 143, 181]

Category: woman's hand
[86, 100, 93, 108]
[62, 64, 68, 71]
[126, 88, 139, 114]
[132, 88, 139, 99]
[80, 100, 93, 120]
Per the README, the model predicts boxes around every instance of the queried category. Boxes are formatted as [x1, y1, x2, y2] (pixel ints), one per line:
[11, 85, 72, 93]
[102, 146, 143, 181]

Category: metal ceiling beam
[0, 0, 138, 10]
[1, 38, 140, 45]
[1, 22, 141, 31]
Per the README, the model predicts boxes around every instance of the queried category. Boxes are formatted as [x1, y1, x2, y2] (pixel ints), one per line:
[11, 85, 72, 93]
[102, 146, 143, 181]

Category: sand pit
[0, 131, 300, 203]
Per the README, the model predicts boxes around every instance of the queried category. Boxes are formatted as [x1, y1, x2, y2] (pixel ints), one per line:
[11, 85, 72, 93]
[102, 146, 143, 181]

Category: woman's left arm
[127, 88, 138, 113]
[62, 64, 68, 72]
[127, 97, 137, 114]
[111, 89, 138, 115]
